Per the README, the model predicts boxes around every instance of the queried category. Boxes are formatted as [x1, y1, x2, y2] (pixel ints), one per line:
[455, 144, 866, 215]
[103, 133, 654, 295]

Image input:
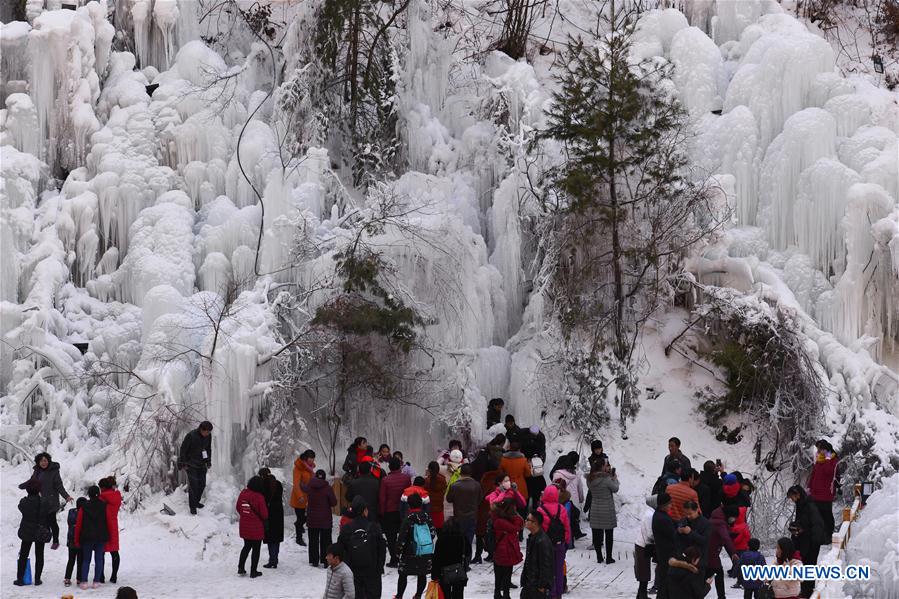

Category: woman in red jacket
[807, 440, 838, 537]
[491, 499, 523, 599]
[98, 477, 123, 583]
[236, 476, 269, 578]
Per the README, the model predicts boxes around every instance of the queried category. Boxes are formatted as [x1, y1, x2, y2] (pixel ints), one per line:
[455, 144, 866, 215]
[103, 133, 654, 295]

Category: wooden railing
[809, 485, 864, 599]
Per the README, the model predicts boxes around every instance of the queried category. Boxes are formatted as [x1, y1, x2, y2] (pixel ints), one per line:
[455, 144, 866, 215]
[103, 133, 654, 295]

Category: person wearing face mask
[487, 474, 527, 509]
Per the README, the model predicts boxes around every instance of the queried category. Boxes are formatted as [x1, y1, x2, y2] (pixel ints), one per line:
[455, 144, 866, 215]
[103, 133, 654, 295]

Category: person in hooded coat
[98, 477, 123, 583]
[258, 468, 284, 568]
[431, 517, 468, 599]
[537, 485, 571, 599]
[236, 476, 269, 578]
[14, 480, 46, 586]
[396, 493, 437, 599]
[19, 452, 73, 548]
[551, 454, 585, 541]
[304, 469, 338, 567]
[586, 460, 619, 564]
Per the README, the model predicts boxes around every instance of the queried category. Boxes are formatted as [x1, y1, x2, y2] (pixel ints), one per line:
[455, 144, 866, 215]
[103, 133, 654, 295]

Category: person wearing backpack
[491, 499, 523, 599]
[75, 485, 109, 589]
[395, 493, 436, 599]
[537, 485, 570, 599]
[338, 496, 387, 599]
[431, 517, 468, 599]
[14, 480, 48, 586]
[64, 497, 87, 586]
[521, 510, 554, 599]
[236, 476, 269, 578]
[586, 459, 619, 564]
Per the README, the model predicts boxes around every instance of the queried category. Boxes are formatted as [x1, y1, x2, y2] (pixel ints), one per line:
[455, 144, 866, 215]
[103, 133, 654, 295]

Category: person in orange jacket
[290, 449, 315, 546]
[500, 441, 533, 505]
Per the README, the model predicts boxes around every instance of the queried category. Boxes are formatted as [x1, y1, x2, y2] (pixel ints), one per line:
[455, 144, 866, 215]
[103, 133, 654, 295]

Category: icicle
[153, 0, 179, 70]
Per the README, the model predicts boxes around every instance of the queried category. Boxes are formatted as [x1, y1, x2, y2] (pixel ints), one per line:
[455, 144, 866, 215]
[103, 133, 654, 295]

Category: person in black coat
[396, 494, 436, 599]
[431, 517, 468, 599]
[178, 421, 213, 515]
[19, 452, 73, 547]
[651, 492, 679, 599]
[258, 468, 284, 568]
[346, 462, 381, 520]
[676, 501, 710, 574]
[14, 480, 47, 586]
[487, 398, 505, 429]
[75, 485, 110, 587]
[338, 496, 387, 599]
[788, 485, 826, 598]
[699, 461, 723, 516]
[667, 546, 711, 599]
[521, 510, 554, 598]
[342, 437, 368, 480]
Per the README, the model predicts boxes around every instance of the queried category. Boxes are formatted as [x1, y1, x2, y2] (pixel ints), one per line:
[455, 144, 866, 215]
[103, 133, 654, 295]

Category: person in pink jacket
[538, 485, 571, 599]
[236, 476, 269, 578]
[487, 473, 526, 509]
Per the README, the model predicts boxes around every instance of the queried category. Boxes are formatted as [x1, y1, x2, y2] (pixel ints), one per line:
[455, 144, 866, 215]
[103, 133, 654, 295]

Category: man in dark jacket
[338, 497, 386, 599]
[676, 500, 710, 574]
[379, 457, 411, 567]
[661, 437, 691, 478]
[346, 462, 381, 521]
[788, 485, 826, 598]
[521, 510, 554, 598]
[178, 421, 213, 515]
[707, 506, 739, 599]
[651, 492, 678, 599]
[699, 461, 723, 516]
[20, 452, 72, 547]
[446, 464, 481, 566]
[75, 485, 110, 586]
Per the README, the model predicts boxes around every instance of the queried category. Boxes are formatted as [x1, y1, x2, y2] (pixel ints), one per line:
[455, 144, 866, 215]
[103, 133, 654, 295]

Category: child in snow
[729, 506, 751, 588]
[739, 538, 767, 599]
[64, 497, 87, 586]
[14, 480, 46, 587]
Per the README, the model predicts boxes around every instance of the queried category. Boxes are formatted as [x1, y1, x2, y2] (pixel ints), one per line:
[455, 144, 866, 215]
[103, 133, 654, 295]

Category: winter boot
[472, 536, 484, 564]
[250, 571, 263, 578]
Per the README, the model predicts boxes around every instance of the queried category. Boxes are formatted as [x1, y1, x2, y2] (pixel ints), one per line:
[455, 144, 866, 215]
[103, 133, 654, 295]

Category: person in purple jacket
[302, 469, 337, 568]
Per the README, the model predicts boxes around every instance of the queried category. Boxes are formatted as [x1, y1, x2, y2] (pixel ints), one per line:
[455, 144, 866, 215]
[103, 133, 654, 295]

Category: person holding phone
[178, 421, 213, 515]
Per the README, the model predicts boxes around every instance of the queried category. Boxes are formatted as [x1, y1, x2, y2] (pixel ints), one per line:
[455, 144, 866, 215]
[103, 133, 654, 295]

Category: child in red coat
[236, 476, 269, 578]
[729, 506, 751, 589]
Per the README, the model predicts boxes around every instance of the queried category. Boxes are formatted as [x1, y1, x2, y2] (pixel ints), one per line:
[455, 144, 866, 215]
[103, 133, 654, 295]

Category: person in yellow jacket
[291, 450, 316, 546]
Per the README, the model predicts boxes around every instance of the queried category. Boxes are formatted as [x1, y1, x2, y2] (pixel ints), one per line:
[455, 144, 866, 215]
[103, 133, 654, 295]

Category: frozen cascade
[757, 107, 837, 250]
[1, 21, 31, 105]
[710, 0, 764, 45]
[632, 9, 689, 57]
[824, 94, 874, 138]
[821, 184, 896, 357]
[669, 26, 725, 116]
[153, 0, 179, 70]
[2, 94, 42, 157]
[793, 158, 862, 276]
[489, 172, 527, 339]
[723, 15, 835, 153]
[693, 107, 760, 226]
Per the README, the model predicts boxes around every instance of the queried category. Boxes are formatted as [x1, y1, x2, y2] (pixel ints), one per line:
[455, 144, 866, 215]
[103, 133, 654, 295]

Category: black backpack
[545, 507, 565, 545]
[347, 524, 375, 570]
[485, 517, 496, 553]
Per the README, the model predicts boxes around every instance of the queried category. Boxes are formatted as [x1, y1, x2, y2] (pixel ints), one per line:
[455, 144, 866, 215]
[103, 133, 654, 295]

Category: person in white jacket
[635, 496, 657, 599]
[323, 544, 355, 599]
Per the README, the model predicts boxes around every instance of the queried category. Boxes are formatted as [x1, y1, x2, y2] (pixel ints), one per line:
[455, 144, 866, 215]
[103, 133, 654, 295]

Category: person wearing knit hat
[722, 473, 751, 509]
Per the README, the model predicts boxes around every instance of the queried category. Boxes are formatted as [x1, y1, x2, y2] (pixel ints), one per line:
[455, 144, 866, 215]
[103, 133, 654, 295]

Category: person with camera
[178, 421, 213, 515]
[787, 486, 826, 598]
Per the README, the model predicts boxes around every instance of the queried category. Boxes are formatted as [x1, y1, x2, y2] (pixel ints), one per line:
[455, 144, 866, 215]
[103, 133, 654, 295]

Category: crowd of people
[11, 405, 843, 599]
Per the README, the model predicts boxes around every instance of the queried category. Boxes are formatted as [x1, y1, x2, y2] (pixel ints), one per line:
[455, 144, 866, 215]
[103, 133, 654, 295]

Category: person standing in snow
[342, 437, 369, 480]
[19, 451, 73, 548]
[446, 464, 482, 567]
[236, 476, 269, 578]
[441, 448, 466, 519]
[503, 415, 522, 446]
[487, 397, 505, 429]
[64, 496, 87, 587]
[634, 496, 656, 599]
[807, 440, 838, 538]
[666, 470, 701, 522]
[323, 544, 356, 599]
[75, 485, 109, 590]
[676, 500, 711, 579]
[522, 426, 548, 514]
[491, 499, 524, 599]
[258, 468, 284, 569]
[537, 484, 570, 599]
[394, 451, 417, 479]
[652, 460, 683, 496]
[651, 492, 678, 599]
[699, 461, 723, 516]
[380, 457, 412, 568]
[178, 421, 213, 515]
[395, 493, 437, 599]
[500, 441, 532, 508]
[551, 454, 585, 540]
[338, 497, 387, 599]
[586, 459, 619, 564]
[474, 462, 502, 564]
[431, 517, 468, 599]
[707, 505, 740, 599]
[346, 462, 381, 521]
[13, 480, 47, 587]
[425, 461, 448, 529]
[304, 469, 338, 568]
[291, 449, 316, 546]
[376, 444, 392, 472]
[787, 485, 826, 598]
[520, 510, 554, 599]
[98, 477, 123, 583]
[487, 473, 527, 509]
[661, 437, 691, 479]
